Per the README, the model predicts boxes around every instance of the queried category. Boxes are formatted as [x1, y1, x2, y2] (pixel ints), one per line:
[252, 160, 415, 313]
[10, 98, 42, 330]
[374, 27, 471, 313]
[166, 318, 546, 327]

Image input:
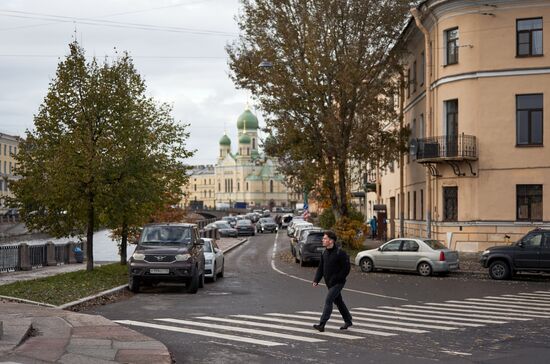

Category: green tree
[227, 0, 411, 221]
[11, 42, 193, 270]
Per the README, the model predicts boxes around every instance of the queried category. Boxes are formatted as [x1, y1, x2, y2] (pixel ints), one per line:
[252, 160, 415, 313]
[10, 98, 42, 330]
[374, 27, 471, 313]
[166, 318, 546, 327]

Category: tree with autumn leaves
[10, 41, 193, 270]
[227, 0, 412, 244]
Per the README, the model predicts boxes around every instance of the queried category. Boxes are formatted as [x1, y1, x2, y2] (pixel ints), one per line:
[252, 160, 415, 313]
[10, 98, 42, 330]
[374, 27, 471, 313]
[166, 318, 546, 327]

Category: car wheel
[417, 262, 433, 277]
[359, 257, 374, 273]
[128, 276, 140, 293]
[299, 252, 306, 267]
[186, 270, 199, 294]
[219, 260, 224, 278]
[211, 263, 217, 282]
[489, 260, 511, 280]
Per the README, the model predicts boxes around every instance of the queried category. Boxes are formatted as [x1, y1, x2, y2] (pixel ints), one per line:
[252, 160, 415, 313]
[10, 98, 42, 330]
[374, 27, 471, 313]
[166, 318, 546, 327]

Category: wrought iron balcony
[411, 134, 477, 163]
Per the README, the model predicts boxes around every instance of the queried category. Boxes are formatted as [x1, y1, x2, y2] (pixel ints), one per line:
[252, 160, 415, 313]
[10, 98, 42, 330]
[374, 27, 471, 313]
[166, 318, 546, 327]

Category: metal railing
[414, 134, 477, 161]
[0, 245, 19, 273]
[0, 241, 84, 273]
[29, 245, 47, 269]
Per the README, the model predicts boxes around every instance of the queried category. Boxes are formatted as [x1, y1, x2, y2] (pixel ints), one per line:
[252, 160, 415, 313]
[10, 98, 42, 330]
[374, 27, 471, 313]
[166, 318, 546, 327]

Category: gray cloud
[0, 0, 258, 165]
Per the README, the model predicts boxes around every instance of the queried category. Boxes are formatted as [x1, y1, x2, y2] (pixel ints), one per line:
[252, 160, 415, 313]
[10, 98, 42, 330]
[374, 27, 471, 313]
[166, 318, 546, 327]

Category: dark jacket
[313, 245, 350, 288]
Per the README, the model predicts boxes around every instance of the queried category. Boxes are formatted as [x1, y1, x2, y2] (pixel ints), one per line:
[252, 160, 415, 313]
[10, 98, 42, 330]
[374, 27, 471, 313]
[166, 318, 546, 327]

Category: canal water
[16, 229, 136, 262]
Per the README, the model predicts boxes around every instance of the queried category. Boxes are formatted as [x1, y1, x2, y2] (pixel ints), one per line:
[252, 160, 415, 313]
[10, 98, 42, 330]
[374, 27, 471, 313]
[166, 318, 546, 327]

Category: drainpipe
[399, 70, 405, 238]
[410, 7, 432, 239]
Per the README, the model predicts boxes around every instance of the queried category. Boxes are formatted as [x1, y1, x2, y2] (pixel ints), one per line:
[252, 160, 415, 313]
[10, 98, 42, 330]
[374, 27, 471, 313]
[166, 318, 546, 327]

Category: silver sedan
[355, 238, 460, 276]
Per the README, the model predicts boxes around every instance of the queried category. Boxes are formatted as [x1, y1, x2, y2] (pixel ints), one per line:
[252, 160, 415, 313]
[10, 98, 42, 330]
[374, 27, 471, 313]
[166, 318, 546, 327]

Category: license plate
[449, 264, 458, 269]
[149, 268, 169, 274]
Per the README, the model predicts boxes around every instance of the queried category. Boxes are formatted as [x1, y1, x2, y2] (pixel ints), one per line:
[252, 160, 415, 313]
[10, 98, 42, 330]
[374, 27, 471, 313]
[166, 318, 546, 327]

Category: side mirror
[518, 241, 524, 248]
[197, 238, 205, 246]
[378, 247, 382, 251]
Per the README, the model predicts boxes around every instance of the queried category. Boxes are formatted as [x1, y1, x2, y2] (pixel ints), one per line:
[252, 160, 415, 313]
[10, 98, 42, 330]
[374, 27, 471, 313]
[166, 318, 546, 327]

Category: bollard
[46, 241, 57, 266]
[19, 243, 32, 271]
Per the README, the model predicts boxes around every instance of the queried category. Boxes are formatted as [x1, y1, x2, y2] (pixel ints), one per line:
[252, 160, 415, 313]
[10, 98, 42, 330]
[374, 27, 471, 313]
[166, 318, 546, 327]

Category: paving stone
[112, 340, 167, 350]
[72, 326, 148, 340]
[14, 338, 68, 362]
[69, 338, 112, 347]
[66, 346, 117, 361]
[59, 353, 118, 364]
[115, 349, 172, 364]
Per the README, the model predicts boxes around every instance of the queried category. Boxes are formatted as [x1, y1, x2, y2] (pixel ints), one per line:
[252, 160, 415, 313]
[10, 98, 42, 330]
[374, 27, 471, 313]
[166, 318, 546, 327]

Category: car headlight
[132, 253, 145, 261]
[205, 259, 212, 264]
[482, 250, 490, 256]
[175, 254, 191, 261]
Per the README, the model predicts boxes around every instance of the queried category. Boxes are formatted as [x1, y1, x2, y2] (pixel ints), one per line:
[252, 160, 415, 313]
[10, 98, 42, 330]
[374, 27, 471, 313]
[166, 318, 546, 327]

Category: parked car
[355, 238, 460, 276]
[221, 216, 237, 228]
[480, 228, 550, 280]
[235, 219, 256, 236]
[128, 223, 205, 293]
[280, 214, 293, 229]
[295, 231, 325, 266]
[204, 221, 238, 238]
[202, 238, 224, 282]
[290, 224, 316, 253]
[257, 217, 278, 233]
[287, 217, 305, 237]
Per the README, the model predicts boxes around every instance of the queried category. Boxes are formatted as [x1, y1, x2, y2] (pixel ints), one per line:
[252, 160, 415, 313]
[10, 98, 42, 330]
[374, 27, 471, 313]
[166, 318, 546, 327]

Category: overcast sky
[0, 0, 258, 165]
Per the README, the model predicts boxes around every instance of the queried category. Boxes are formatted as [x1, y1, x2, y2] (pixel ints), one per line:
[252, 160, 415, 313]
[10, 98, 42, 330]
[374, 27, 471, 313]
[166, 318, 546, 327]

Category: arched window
[270, 180, 274, 193]
[247, 147, 250, 155]
[252, 138, 256, 149]
[246, 182, 249, 191]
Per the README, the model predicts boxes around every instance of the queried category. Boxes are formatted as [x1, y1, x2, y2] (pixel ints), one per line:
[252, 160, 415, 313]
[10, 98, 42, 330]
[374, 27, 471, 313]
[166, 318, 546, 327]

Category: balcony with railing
[410, 134, 478, 177]
[412, 134, 477, 163]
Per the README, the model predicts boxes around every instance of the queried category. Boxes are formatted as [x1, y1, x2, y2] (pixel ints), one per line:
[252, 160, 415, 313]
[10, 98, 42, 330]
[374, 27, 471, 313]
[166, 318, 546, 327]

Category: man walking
[312, 230, 352, 332]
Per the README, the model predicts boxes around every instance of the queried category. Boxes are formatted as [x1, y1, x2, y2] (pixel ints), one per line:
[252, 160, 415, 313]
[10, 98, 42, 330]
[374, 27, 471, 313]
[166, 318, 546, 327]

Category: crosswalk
[115, 290, 550, 347]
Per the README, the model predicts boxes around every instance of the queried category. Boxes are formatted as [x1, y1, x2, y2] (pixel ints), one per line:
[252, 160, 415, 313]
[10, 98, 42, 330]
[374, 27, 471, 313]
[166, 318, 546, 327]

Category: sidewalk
[0, 236, 248, 363]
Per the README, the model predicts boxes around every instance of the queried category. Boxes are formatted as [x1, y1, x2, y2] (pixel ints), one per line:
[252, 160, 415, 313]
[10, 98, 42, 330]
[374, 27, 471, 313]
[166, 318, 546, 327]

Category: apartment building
[0, 132, 20, 211]
[368, 0, 550, 251]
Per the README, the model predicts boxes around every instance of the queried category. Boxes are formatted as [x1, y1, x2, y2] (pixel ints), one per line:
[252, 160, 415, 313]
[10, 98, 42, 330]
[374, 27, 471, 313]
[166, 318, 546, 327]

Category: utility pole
[399, 70, 405, 238]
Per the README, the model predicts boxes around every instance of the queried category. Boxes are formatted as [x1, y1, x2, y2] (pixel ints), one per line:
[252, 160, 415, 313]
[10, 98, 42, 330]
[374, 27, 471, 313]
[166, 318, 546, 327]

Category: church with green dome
[183, 107, 301, 210]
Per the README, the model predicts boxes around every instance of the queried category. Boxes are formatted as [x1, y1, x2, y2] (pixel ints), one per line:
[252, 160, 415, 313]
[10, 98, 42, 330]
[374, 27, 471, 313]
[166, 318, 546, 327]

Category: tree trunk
[86, 195, 94, 271]
[337, 158, 349, 218]
[120, 221, 128, 265]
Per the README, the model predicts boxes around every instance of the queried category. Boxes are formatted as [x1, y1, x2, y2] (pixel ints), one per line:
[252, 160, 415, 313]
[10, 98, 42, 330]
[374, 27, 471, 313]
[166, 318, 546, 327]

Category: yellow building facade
[367, 0, 550, 251]
[0, 132, 20, 212]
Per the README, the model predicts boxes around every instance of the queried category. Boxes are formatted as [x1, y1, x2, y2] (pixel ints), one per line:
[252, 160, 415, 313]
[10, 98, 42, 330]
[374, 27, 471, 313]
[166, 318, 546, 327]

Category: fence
[0, 241, 84, 273]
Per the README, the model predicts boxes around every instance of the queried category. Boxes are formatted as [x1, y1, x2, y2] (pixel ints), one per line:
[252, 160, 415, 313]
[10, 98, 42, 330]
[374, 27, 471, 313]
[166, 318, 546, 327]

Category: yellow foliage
[334, 217, 368, 250]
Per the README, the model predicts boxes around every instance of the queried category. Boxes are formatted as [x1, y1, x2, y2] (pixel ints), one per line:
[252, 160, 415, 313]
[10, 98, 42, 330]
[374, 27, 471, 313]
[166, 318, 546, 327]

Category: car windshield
[215, 222, 232, 229]
[237, 219, 252, 226]
[260, 218, 276, 224]
[423, 239, 446, 250]
[140, 226, 192, 246]
[307, 234, 323, 244]
[203, 240, 212, 252]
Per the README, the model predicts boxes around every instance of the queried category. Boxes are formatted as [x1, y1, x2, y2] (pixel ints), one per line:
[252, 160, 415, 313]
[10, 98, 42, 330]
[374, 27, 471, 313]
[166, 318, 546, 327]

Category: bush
[317, 207, 367, 250]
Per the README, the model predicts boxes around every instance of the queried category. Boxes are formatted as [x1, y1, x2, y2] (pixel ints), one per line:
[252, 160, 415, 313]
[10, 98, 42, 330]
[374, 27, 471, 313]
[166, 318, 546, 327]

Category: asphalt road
[85, 231, 550, 364]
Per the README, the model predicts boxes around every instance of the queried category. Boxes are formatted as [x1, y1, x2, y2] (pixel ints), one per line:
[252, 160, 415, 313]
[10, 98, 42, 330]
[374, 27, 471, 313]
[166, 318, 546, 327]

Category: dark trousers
[319, 283, 352, 325]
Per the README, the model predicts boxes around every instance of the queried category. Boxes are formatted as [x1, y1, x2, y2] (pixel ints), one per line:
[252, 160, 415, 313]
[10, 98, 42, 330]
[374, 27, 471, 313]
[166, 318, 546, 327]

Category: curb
[222, 238, 248, 254]
[57, 284, 129, 310]
[0, 294, 57, 308]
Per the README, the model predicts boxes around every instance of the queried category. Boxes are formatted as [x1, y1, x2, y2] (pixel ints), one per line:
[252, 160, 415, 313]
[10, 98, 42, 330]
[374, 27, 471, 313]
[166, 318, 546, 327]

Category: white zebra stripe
[297, 310, 457, 331]
[425, 303, 550, 317]
[349, 310, 483, 327]
[445, 300, 550, 312]
[401, 305, 537, 319]
[231, 315, 364, 339]
[195, 316, 396, 337]
[518, 293, 550, 299]
[497, 295, 550, 303]
[155, 318, 324, 343]
[114, 320, 284, 347]
[475, 297, 550, 307]
[358, 307, 508, 324]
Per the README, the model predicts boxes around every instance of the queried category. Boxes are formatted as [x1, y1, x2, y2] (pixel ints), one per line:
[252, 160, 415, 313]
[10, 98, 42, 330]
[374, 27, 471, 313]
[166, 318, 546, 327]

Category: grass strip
[0, 263, 128, 306]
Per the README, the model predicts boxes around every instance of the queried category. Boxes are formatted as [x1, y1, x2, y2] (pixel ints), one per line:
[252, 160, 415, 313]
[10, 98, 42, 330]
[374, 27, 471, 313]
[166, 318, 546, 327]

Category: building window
[407, 191, 410, 219]
[517, 18, 543, 57]
[443, 186, 458, 221]
[517, 94, 543, 146]
[413, 191, 417, 220]
[246, 182, 249, 191]
[9, 146, 12, 155]
[445, 99, 459, 157]
[419, 114, 424, 138]
[237, 182, 240, 192]
[412, 60, 417, 93]
[406, 68, 411, 98]
[419, 52, 425, 86]
[218, 182, 221, 191]
[445, 27, 459, 65]
[517, 185, 542, 221]
[270, 180, 274, 193]
[194, 184, 196, 191]
[252, 138, 256, 149]
[420, 189, 424, 221]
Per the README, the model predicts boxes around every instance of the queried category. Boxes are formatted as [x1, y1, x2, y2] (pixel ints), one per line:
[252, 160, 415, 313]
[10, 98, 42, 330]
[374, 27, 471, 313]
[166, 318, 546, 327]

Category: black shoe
[340, 322, 352, 330]
[313, 324, 325, 332]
